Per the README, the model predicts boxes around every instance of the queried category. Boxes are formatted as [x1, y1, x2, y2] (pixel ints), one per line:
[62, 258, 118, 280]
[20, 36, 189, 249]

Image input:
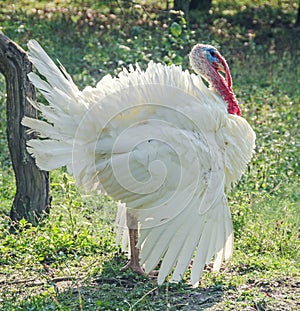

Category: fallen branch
[1, 275, 139, 288]
[0, 276, 78, 287]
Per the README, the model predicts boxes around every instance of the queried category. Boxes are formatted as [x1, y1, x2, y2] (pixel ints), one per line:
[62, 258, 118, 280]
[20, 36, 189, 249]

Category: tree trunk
[0, 32, 51, 226]
[189, 0, 212, 12]
[174, 0, 212, 21]
[174, 0, 191, 21]
[296, 0, 300, 27]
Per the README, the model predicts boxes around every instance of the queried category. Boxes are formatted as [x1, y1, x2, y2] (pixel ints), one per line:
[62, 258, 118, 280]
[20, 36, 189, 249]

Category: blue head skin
[206, 47, 224, 69]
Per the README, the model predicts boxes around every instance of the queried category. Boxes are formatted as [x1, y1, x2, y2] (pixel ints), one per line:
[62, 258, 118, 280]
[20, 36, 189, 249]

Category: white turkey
[22, 40, 255, 287]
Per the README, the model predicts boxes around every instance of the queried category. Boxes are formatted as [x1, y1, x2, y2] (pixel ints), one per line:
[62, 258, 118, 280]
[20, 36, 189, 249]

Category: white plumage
[23, 40, 255, 287]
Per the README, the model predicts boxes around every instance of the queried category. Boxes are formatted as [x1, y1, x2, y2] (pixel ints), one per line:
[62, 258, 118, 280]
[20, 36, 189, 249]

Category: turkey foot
[120, 259, 146, 275]
[121, 260, 158, 278]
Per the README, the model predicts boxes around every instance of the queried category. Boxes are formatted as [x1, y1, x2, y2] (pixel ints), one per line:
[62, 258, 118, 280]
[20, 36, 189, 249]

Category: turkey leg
[120, 211, 145, 275]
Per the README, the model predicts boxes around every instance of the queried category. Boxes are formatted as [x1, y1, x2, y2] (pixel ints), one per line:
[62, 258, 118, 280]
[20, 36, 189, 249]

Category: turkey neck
[209, 65, 241, 116]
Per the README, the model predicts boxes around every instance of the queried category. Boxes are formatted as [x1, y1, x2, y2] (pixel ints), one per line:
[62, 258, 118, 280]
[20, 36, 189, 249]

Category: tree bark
[0, 32, 51, 226]
[174, 0, 212, 21]
[189, 0, 212, 12]
[174, 0, 191, 20]
[296, 0, 300, 27]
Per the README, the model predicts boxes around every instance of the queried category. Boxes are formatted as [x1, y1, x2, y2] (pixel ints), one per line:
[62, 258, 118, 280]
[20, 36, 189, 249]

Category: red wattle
[212, 56, 241, 116]
[228, 101, 241, 116]
[212, 71, 241, 116]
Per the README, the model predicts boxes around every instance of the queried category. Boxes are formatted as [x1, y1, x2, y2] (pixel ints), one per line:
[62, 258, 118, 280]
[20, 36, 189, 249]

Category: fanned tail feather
[27, 40, 80, 99]
[23, 40, 92, 173]
[115, 202, 130, 257]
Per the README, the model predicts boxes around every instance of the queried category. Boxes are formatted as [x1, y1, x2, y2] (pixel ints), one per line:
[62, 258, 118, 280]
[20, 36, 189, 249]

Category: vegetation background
[0, 0, 299, 310]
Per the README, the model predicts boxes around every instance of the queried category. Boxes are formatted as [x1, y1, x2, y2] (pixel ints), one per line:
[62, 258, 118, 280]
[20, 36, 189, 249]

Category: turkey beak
[214, 55, 226, 73]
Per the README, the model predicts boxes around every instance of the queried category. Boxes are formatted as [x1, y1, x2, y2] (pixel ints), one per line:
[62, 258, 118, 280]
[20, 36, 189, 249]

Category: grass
[0, 0, 299, 310]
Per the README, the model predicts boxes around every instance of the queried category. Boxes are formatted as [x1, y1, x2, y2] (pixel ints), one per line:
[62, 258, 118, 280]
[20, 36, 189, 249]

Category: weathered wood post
[0, 32, 51, 225]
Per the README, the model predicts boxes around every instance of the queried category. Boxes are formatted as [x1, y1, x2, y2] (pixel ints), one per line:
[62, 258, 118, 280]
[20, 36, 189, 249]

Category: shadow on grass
[86, 258, 224, 310]
[0, 255, 224, 311]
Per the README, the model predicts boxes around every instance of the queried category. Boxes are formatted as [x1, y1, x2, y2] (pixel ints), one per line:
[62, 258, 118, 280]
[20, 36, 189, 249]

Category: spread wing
[96, 110, 233, 287]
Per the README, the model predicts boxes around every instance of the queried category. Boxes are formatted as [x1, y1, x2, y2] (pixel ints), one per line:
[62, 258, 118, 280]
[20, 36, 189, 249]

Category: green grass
[0, 0, 299, 310]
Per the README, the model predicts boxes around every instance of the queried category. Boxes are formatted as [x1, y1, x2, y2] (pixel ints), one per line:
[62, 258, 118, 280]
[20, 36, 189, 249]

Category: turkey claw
[121, 260, 158, 279]
[121, 260, 146, 275]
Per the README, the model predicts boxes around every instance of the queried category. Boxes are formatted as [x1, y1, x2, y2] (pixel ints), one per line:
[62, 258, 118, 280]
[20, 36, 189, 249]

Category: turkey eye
[210, 50, 216, 57]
